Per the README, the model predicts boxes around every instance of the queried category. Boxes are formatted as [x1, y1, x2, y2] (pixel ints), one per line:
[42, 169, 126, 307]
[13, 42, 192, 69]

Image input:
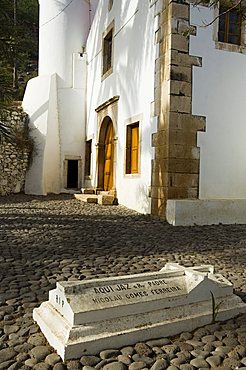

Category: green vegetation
[0, 0, 38, 141]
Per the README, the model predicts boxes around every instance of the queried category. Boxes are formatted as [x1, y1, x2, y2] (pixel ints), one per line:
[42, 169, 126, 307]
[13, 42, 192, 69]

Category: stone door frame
[95, 96, 119, 196]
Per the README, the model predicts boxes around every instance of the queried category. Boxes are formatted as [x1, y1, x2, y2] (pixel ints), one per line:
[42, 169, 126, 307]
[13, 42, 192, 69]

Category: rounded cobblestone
[0, 194, 246, 369]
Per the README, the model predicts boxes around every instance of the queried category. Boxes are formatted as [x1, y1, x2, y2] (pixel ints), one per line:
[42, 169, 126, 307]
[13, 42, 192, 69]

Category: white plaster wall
[58, 54, 87, 190]
[44, 75, 61, 194]
[39, 0, 89, 190]
[38, 0, 91, 88]
[23, 75, 61, 195]
[86, 0, 156, 213]
[190, 5, 246, 199]
[23, 0, 94, 194]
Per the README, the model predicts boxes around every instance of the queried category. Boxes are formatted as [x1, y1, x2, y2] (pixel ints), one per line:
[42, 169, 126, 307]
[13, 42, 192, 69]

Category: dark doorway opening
[67, 160, 78, 189]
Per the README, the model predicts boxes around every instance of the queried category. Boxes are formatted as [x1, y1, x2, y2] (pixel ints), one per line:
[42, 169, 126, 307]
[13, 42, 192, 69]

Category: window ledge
[215, 41, 246, 54]
[102, 67, 113, 81]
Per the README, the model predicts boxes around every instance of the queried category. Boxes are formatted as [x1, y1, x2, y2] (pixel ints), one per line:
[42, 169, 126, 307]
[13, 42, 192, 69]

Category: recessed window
[218, 6, 242, 45]
[126, 123, 140, 174]
[103, 28, 113, 75]
[85, 140, 92, 177]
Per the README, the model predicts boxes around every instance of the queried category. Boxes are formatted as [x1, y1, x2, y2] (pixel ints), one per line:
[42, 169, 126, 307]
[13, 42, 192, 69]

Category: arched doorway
[98, 117, 114, 191]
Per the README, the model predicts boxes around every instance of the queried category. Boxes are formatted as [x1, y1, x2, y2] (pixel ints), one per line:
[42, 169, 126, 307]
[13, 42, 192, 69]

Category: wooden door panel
[131, 126, 139, 174]
[103, 122, 114, 191]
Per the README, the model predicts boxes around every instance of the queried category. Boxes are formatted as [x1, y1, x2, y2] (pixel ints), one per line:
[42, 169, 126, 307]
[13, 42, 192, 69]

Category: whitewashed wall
[23, 74, 61, 194]
[86, 0, 156, 213]
[23, 0, 97, 194]
[190, 5, 246, 199]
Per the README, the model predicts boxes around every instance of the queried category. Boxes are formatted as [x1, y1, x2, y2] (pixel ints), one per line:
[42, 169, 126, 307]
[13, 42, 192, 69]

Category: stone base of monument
[33, 263, 246, 360]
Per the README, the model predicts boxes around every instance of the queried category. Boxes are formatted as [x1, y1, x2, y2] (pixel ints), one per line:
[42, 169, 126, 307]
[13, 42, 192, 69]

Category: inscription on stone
[54, 277, 187, 312]
[34, 263, 246, 360]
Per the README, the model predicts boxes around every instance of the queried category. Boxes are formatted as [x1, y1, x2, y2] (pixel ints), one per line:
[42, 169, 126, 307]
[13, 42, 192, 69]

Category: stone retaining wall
[0, 108, 31, 195]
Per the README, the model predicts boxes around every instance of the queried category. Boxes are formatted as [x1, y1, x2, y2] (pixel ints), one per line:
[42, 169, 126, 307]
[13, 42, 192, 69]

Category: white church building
[23, 0, 246, 225]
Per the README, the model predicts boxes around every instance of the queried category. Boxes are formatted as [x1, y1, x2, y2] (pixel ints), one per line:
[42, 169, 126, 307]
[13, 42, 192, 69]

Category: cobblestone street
[0, 194, 246, 370]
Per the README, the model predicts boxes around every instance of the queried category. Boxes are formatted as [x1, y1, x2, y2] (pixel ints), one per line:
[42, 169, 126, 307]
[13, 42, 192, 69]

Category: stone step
[81, 188, 95, 195]
[75, 193, 118, 206]
[98, 191, 110, 195]
[74, 194, 98, 204]
[97, 190, 116, 196]
[98, 194, 117, 205]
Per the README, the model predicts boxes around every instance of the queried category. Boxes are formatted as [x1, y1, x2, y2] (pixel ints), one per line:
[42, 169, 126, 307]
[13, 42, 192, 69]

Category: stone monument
[33, 263, 246, 360]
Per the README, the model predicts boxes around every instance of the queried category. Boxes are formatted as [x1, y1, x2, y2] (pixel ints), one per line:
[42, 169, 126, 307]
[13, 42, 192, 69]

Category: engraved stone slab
[33, 263, 246, 360]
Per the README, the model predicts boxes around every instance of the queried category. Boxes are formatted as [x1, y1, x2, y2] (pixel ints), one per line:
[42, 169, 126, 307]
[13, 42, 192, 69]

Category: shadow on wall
[27, 100, 49, 158]
[25, 100, 49, 193]
[136, 183, 151, 214]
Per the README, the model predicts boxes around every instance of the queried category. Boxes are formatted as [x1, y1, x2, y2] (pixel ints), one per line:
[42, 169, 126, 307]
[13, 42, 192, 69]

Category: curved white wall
[38, 0, 90, 87]
[86, 0, 156, 213]
[190, 5, 246, 199]
[23, 74, 61, 195]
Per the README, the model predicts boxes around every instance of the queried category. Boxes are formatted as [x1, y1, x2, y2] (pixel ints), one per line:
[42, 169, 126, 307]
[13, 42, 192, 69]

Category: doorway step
[74, 194, 98, 204]
[74, 189, 118, 205]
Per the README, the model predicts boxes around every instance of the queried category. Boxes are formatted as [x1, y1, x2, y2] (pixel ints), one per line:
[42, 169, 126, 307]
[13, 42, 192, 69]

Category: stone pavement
[0, 194, 245, 370]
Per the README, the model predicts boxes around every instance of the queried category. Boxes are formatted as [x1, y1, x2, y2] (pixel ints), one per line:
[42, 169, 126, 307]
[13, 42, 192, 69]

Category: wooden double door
[98, 117, 114, 191]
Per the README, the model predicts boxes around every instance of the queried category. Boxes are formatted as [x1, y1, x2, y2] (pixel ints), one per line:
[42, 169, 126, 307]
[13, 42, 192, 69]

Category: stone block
[169, 113, 205, 131]
[33, 264, 246, 359]
[190, 55, 202, 67]
[152, 130, 169, 147]
[87, 198, 98, 204]
[154, 144, 169, 159]
[170, 96, 191, 114]
[168, 144, 200, 160]
[160, 8, 169, 26]
[166, 199, 246, 226]
[151, 185, 168, 199]
[154, 85, 162, 102]
[168, 158, 199, 174]
[151, 168, 169, 188]
[157, 111, 171, 130]
[170, 66, 191, 83]
[171, 34, 189, 53]
[154, 99, 162, 116]
[171, 52, 201, 69]
[170, 81, 192, 97]
[154, 69, 161, 88]
[171, 18, 178, 34]
[74, 194, 98, 204]
[81, 189, 95, 195]
[168, 186, 198, 199]
[171, 3, 189, 19]
[151, 196, 166, 217]
[97, 195, 115, 205]
[151, 158, 169, 174]
[177, 19, 191, 34]
[169, 129, 197, 146]
[171, 173, 199, 188]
